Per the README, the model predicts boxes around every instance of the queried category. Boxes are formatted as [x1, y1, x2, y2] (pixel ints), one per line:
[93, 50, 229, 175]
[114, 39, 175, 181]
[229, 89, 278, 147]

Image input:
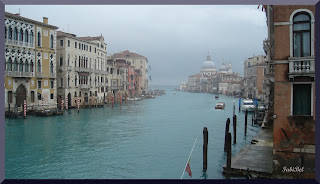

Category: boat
[215, 102, 225, 109]
[127, 97, 142, 101]
[215, 96, 219, 100]
[241, 99, 256, 112]
[173, 92, 176, 94]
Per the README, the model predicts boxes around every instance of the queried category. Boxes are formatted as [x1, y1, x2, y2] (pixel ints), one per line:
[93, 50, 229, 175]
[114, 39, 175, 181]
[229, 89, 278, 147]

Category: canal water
[5, 85, 261, 179]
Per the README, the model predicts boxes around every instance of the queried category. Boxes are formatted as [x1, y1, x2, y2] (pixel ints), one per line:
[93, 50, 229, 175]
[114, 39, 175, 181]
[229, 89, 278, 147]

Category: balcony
[57, 66, 63, 72]
[36, 72, 43, 78]
[75, 67, 92, 73]
[288, 57, 315, 80]
[67, 66, 73, 71]
[5, 71, 33, 78]
[79, 84, 91, 89]
[50, 73, 56, 78]
[5, 39, 34, 48]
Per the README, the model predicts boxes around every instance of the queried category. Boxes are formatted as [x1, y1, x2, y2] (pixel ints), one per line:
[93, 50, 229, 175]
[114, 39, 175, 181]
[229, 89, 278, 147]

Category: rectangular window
[79, 43, 81, 49]
[293, 84, 311, 115]
[68, 40, 70, 47]
[50, 93, 54, 99]
[75, 42, 77, 48]
[75, 92, 77, 97]
[95, 91, 97, 96]
[51, 81, 54, 88]
[31, 91, 34, 102]
[38, 81, 42, 88]
[60, 40, 63, 47]
[38, 93, 42, 100]
[90, 46, 91, 52]
[79, 91, 81, 97]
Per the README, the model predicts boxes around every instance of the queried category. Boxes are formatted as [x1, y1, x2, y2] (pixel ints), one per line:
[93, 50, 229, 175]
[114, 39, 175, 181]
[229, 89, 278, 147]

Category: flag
[185, 159, 192, 178]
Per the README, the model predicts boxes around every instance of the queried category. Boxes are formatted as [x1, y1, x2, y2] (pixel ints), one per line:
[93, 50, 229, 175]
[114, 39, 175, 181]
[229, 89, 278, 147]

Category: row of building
[4, 12, 149, 112]
[181, 53, 242, 96]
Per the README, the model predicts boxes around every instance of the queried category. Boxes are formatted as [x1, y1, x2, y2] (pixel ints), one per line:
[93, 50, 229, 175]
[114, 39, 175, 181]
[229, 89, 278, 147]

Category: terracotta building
[264, 5, 315, 178]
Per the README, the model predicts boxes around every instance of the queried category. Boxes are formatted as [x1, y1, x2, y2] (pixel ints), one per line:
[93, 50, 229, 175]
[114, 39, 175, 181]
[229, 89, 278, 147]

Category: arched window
[68, 75, 70, 87]
[25, 30, 29, 43]
[8, 26, 12, 40]
[68, 54, 70, 66]
[24, 60, 29, 72]
[50, 34, 54, 48]
[50, 61, 54, 73]
[30, 30, 34, 44]
[60, 77, 63, 87]
[14, 27, 18, 41]
[37, 60, 41, 73]
[60, 55, 63, 66]
[37, 31, 41, 47]
[19, 28, 23, 41]
[293, 12, 311, 57]
[19, 59, 23, 72]
[90, 58, 91, 69]
[95, 77, 97, 86]
[13, 58, 18, 71]
[30, 60, 34, 72]
[75, 75, 77, 86]
[86, 58, 88, 69]
[79, 57, 81, 68]
[6, 58, 12, 71]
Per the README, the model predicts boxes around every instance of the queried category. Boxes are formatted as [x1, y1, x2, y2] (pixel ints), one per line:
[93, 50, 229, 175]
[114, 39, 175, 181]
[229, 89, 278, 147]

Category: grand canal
[5, 86, 261, 179]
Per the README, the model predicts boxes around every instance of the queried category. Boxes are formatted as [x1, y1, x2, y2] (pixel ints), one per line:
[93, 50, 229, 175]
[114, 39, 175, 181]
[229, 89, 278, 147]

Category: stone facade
[4, 12, 58, 112]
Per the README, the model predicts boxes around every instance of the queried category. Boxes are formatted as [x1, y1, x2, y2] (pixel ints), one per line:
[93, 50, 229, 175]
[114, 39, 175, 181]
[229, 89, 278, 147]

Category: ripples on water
[5, 86, 261, 179]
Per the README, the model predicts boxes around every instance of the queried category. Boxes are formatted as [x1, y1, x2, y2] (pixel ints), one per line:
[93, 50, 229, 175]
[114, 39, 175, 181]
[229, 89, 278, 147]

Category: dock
[223, 128, 273, 178]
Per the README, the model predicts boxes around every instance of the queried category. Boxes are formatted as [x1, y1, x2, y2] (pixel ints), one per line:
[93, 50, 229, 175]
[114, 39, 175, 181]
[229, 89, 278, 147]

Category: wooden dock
[223, 128, 273, 178]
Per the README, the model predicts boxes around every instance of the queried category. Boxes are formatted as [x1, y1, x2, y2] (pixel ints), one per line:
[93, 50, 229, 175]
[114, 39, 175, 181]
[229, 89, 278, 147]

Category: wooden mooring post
[245, 110, 248, 135]
[224, 118, 230, 151]
[203, 127, 208, 171]
[233, 115, 237, 144]
[226, 132, 232, 177]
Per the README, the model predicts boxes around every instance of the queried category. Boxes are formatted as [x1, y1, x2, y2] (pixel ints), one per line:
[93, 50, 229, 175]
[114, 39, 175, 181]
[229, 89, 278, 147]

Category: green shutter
[293, 84, 311, 115]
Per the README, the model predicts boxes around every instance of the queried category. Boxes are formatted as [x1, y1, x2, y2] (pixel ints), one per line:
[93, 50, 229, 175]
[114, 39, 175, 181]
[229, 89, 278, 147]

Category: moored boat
[215, 96, 219, 100]
[215, 102, 225, 109]
[241, 99, 256, 112]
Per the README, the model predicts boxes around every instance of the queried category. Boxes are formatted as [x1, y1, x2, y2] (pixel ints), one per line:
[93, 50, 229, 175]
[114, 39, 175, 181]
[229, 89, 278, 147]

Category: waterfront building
[56, 31, 108, 107]
[4, 12, 58, 112]
[243, 55, 267, 99]
[109, 50, 149, 95]
[179, 81, 187, 91]
[187, 74, 201, 92]
[264, 5, 315, 178]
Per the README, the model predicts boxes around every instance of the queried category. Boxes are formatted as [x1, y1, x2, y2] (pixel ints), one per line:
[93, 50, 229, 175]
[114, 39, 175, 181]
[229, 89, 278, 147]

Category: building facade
[109, 50, 148, 95]
[265, 5, 315, 178]
[5, 12, 58, 112]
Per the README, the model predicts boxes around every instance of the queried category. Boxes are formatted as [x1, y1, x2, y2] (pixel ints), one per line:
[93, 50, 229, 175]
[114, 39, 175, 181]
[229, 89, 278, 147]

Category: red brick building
[265, 5, 315, 178]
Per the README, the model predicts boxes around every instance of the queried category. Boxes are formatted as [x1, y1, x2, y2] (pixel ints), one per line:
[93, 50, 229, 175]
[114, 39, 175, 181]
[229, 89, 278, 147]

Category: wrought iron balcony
[5, 71, 33, 78]
[288, 57, 315, 80]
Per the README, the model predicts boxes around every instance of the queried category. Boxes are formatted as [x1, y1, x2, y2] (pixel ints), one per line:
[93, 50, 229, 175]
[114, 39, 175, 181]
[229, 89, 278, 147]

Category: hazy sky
[6, 5, 267, 86]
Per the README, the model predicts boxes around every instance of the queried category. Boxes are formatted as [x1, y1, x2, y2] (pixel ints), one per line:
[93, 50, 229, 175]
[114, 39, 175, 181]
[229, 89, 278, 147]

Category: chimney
[43, 17, 48, 24]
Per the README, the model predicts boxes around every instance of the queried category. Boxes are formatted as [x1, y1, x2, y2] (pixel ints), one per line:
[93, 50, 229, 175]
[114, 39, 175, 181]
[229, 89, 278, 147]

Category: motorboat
[215, 96, 219, 100]
[215, 102, 225, 109]
[127, 97, 142, 101]
[241, 99, 256, 112]
[173, 92, 176, 94]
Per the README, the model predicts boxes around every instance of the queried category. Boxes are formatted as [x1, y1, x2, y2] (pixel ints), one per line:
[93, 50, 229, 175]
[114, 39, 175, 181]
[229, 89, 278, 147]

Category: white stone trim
[274, 22, 290, 26]
[289, 9, 315, 57]
[290, 82, 314, 116]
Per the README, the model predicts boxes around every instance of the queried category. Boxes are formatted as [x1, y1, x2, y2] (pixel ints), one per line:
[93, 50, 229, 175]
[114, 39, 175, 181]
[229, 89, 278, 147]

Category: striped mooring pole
[77, 97, 80, 113]
[65, 97, 68, 110]
[23, 100, 27, 117]
[42, 99, 44, 113]
[61, 99, 64, 111]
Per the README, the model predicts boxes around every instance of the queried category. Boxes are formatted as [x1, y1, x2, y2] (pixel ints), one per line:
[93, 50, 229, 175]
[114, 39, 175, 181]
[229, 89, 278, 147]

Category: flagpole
[181, 136, 198, 179]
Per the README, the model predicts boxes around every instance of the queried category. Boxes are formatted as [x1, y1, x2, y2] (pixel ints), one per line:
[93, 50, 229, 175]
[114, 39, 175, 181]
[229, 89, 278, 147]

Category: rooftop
[5, 12, 58, 29]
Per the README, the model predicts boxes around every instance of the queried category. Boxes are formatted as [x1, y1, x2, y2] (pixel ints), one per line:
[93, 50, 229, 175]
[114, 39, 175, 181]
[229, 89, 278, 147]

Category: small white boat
[215, 96, 219, 100]
[127, 97, 142, 101]
[242, 99, 256, 112]
[215, 102, 225, 109]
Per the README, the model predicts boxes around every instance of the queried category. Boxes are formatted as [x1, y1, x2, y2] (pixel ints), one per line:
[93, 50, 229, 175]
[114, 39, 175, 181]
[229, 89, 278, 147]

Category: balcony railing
[79, 84, 91, 89]
[5, 39, 34, 48]
[67, 66, 73, 71]
[57, 66, 63, 71]
[5, 71, 33, 78]
[75, 67, 93, 73]
[36, 72, 43, 78]
[50, 73, 56, 78]
[288, 57, 315, 80]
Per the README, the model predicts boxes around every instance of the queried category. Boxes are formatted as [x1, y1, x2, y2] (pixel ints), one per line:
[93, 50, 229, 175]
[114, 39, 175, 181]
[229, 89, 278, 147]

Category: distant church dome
[201, 53, 216, 69]
[219, 62, 228, 72]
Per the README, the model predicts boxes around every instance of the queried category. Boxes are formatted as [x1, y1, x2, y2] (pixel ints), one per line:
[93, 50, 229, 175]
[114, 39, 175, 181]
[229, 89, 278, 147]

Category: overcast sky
[5, 5, 267, 86]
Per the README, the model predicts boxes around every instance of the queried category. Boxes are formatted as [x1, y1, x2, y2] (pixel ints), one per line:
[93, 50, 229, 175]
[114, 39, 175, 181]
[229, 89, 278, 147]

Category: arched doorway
[16, 84, 26, 107]
[68, 93, 71, 107]
[84, 93, 88, 103]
